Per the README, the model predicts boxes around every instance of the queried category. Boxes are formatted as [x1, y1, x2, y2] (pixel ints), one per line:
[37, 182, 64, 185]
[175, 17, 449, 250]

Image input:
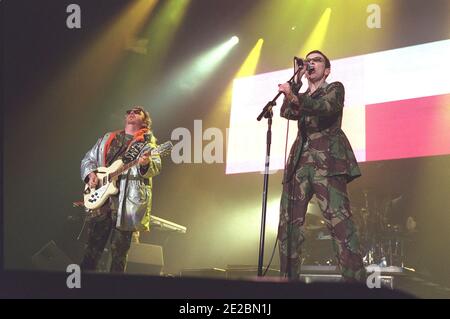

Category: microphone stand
[256, 66, 301, 277]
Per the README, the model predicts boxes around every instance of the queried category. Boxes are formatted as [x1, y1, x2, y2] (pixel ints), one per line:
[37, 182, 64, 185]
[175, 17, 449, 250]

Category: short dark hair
[307, 50, 331, 69]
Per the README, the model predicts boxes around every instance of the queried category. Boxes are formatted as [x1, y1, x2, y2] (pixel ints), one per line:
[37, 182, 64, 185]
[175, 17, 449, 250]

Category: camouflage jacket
[280, 81, 361, 184]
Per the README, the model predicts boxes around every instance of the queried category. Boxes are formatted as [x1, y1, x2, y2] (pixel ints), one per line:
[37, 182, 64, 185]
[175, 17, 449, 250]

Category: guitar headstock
[151, 141, 173, 157]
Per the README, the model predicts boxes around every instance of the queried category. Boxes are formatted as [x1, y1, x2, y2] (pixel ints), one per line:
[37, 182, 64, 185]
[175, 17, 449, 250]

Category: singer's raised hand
[278, 82, 292, 95]
[278, 82, 299, 104]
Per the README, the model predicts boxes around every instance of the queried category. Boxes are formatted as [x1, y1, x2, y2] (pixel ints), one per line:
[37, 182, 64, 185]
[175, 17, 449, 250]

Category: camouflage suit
[278, 81, 365, 282]
[80, 130, 161, 272]
[81, 204, 133, 272]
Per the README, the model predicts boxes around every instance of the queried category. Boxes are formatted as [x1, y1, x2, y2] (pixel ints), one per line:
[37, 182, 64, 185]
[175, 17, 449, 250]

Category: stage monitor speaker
[180, 268, 227, 279]
[226, 265, 280, 279]
[31, 240, 73, 272]
[126, 243, 164, 276]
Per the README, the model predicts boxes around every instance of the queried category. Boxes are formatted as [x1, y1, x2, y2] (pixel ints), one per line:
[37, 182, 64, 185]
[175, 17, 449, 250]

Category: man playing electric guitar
[80, 106, 161, 273]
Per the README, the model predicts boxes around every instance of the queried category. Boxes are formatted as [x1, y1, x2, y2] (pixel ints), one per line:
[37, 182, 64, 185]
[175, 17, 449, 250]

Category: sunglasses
[126, 109, 143, 115]
[305, 57, 324, 63]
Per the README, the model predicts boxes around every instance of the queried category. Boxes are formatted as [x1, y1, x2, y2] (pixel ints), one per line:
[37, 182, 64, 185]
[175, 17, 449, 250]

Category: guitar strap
[122, 133, 152, 164]
[122, 141, 146, 164]
[103, 129, 152, 166]
[103, 130, 125, 166]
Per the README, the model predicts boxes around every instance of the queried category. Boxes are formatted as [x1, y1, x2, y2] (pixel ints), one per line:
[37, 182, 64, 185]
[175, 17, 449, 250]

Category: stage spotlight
[230, 36, 240, 45]
[146, 35, 239, 111]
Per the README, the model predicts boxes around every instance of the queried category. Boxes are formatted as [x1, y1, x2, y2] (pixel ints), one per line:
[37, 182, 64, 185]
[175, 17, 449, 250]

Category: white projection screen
[226, 39, 450, 174]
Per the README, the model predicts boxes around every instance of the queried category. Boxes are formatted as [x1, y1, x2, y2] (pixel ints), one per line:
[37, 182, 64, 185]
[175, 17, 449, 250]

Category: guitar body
[83, 160, 123, 210]
[81, 140, 173, 212]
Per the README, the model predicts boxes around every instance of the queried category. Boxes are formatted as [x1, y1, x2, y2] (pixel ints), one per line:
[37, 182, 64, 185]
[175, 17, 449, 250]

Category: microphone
[294, 57, 314, 73]
[294, 56, 305, 66]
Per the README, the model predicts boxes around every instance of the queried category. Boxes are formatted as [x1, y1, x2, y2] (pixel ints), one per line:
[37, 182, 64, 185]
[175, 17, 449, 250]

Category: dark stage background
[3, 0, 450, 287]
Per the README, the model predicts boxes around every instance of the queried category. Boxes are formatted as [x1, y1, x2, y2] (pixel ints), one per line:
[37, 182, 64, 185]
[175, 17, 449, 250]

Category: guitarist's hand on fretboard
[137, 151, 151, 166]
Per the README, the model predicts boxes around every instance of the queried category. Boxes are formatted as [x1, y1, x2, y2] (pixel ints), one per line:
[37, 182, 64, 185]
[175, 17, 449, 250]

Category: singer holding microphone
[277, 50, 365, 282]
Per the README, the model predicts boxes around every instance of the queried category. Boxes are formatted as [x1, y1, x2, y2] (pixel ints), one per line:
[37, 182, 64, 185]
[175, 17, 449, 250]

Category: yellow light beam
[236, 38, 264, 79]
[119, 0, 195, 104]
[205, 39, 264, 127]
[297, 7, 332, 58]
[145, 0, 191, 62]
[122, 0, 192, 85]
[65, 0, 159, 101]
[39, 0, 158, 114]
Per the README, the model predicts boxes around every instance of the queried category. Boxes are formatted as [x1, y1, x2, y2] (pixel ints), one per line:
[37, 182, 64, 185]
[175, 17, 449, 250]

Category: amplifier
[126, 243, 164, 276]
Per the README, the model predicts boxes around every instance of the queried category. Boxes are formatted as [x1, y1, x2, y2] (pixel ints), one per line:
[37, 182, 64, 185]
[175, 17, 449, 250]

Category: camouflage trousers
[80, 206, 133, 273]
[278, 164, 366, 282]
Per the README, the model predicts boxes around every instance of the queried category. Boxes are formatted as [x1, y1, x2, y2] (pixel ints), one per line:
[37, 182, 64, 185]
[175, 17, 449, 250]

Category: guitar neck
[107, 142, 169, 180]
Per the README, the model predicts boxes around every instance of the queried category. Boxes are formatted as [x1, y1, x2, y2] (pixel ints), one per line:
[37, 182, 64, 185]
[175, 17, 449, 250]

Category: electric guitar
[83, 141, 173, 210]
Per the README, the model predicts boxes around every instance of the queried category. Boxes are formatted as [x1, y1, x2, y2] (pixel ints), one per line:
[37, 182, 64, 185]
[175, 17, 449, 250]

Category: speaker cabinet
[31, 240, 73, 271]
[126, 243, 164, 276]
